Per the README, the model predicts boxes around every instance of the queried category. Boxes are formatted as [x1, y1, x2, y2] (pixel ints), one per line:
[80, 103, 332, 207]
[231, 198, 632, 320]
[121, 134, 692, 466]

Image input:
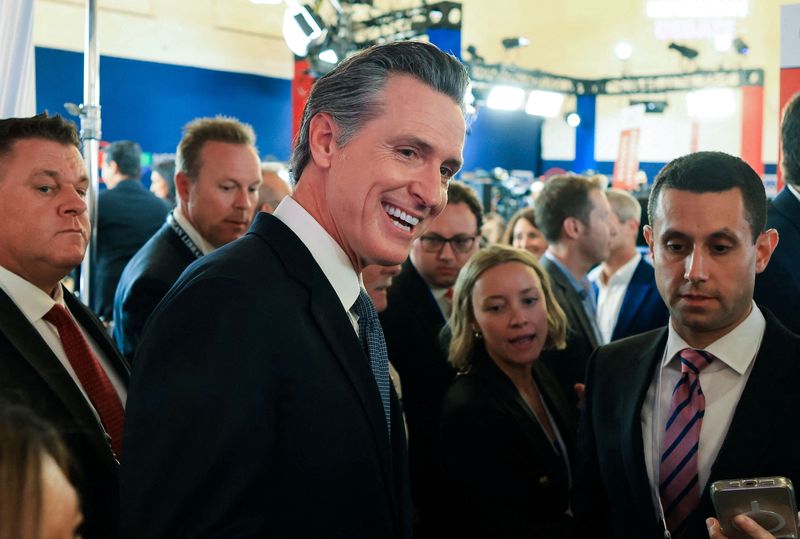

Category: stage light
[565, 112, 581, 127]
[615, 42, 633, 60]
[318, 49, 338, 64]
[501, 37, 530, 50]
[282, 1, 323, 57]
[714, 35, 732, 52]
[465, 45, 485, 63]
[668, 42, 699, 60]
[630, 100, 668, 113]
[487, 86, 525, 111]
[733, 37, 749, 55]
[525, 90, 564, 117]
[686, 88, 735, 119]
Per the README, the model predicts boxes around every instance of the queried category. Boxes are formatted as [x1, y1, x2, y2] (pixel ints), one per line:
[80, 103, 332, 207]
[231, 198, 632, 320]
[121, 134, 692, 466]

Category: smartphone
[711, 477, 799, 539]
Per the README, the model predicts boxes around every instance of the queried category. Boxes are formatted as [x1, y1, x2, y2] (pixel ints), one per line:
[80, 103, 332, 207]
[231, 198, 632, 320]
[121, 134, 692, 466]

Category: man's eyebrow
[392, 136, 463, 171]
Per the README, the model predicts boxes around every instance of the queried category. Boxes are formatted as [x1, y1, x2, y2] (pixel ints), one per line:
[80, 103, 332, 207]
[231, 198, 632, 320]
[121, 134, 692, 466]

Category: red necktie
[44, 304, 124, 458]
[659, 348, 714, 536]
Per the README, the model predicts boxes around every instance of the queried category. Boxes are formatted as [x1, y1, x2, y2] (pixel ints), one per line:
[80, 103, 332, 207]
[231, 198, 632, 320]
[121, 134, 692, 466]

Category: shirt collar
[544, 250, 587, 293]
[589, 252, 641, 288]
[173, 206, 217, 256]
[787, 184, 800, 204]
[273, 196, 360, 313]
[663, 301, 765, 375]
[0, 265, 64, 323]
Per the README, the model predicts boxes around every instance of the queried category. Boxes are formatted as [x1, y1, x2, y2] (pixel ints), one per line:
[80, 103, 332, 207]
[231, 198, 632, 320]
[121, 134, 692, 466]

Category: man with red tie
[573, 151, 800, 539]
[0, 114, 129, 539]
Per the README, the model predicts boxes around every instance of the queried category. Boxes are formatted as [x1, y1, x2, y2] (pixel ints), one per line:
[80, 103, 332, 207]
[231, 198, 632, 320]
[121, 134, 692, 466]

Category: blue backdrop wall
[34, 47, 543, 174]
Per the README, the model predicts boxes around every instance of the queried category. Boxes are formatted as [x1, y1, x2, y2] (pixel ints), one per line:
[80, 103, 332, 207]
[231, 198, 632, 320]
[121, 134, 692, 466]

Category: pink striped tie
[659, 348, 714, 537]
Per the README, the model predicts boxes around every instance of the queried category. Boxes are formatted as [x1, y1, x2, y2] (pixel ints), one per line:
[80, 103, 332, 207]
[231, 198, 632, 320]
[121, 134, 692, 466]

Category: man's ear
[308, 113, 337, 170]
[643, 224, 655, 258]
[175, 171, 192, 202]
[755, 228, 779, 274]
[562, 216, 582, 240]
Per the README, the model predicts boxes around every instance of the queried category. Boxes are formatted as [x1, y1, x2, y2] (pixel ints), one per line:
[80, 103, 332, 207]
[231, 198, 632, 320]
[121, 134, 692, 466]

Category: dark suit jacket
[93, 179, 169, 321]
[539, 257, 599, 405]
[0, 286, 129, 539]
[120, 212, 412, 538]
[755, 188, 800, 334]
[573, 309, 800, 539]
[113, 222, 197, 361]
[610, 257, 669, 341]
[379, 259, 456, 533]
[439, 346, 576, 539]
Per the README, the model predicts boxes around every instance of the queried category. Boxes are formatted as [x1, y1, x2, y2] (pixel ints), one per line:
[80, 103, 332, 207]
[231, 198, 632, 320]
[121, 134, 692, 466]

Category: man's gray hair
[289, 40, 469, 183]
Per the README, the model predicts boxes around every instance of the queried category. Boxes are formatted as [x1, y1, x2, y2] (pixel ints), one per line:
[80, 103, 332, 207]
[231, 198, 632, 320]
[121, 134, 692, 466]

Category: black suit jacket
[610, 257, 669, 341]
[93, 179, 169, 321]
[120, 212, 412, 538]
[439, 346, 576, 539]
[755, 188, 800, 334]
[0, 286, 129, 539]
[379, 259, 456, 533]
[539, 257, 599, 404]
[113, 221, 198, 361]
[573, 309, 800, 538]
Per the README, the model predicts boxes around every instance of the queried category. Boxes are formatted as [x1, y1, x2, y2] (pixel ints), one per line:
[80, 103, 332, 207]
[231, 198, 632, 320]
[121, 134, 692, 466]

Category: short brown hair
[176, 116, 257, 181]
[534, 174, 599, 243]
[0, 114, 80, 171]
[447, 181, 483, 231]
[448, 244, 567, 372]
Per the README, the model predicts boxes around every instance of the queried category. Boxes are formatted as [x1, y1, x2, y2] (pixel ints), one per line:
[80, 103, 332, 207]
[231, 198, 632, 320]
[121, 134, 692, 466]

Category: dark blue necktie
[352, 289, 391, 436]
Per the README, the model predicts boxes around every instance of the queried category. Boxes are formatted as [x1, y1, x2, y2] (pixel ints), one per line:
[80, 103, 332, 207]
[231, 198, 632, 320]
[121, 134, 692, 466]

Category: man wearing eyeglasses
[380, 180, 482, 537]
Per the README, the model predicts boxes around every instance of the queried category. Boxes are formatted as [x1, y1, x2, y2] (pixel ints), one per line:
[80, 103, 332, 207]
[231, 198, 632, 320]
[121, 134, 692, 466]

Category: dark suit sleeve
[113, 275, 171, 361]
[572, 349, 613, 538]
[120, 277, 279, 538]
[439, 404, 540, 538]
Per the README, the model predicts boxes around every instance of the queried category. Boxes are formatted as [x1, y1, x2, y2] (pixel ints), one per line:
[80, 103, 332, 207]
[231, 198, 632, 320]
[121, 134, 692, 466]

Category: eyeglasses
[419, 234, 478, 254]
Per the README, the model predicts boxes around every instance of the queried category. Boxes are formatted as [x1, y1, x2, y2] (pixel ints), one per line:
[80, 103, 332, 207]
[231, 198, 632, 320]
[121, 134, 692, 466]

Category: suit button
[538, 476, 550, 487]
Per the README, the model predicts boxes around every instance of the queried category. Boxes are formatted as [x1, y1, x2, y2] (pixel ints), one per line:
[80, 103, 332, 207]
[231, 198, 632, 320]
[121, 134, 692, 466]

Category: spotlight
[525, 90, 564, 118]
[733, 37, 749, 55]
[615, 42, 633, 60]
[282, 1, 323, 57]
[630, 100, 668, 113]
[487, 86, 525, 111]
[565, 112, 581, 127]
[318, 49, 338, 64]
[501, 37, 530, 50]
[668, 42, 699, 60]
[465, 45, 486, 63]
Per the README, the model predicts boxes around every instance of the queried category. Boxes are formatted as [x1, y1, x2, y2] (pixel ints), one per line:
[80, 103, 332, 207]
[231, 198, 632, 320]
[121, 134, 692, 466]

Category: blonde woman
[438, 244, 575, 538]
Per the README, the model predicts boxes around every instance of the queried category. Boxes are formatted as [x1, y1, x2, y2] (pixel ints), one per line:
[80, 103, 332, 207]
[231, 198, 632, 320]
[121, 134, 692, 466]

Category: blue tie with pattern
[352, 289, 391, 436]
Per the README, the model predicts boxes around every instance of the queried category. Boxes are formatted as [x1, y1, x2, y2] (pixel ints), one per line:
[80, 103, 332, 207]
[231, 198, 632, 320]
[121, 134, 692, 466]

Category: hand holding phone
[710, 477, 799, 539]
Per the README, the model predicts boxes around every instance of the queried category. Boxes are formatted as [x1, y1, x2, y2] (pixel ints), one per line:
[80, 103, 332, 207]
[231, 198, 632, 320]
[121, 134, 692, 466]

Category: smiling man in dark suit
[573, 151, 800, 539]
[754, 91, 800, 334]
[119, 41, 469, 538]
[0, 113, 129, 539]
[589, 188, 668, 342]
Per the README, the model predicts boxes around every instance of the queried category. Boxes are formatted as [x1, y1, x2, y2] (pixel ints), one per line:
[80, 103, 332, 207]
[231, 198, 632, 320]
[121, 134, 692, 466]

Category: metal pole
[78, 0, 101, 306]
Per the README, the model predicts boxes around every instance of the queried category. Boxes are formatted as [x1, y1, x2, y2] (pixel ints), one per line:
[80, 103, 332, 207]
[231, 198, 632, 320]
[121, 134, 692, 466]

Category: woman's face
[40, 452, 82, 539]
[471, 261, 549, 372]
[150, 171, 169, 200]
[511, 218, 548, 258]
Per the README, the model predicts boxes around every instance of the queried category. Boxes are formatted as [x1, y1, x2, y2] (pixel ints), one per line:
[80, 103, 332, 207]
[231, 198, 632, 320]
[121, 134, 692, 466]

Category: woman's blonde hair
[447, 244, 567, 372]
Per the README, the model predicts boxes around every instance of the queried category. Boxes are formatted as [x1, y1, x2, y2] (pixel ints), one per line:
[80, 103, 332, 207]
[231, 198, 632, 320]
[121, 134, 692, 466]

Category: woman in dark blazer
[438, 244, 576, 539]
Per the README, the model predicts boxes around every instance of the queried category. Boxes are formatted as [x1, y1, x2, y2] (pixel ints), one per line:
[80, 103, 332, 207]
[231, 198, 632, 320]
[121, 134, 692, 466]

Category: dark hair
[782, 92, 800, 187]
[290, 40, 469, 182]
[648, 151, 767, 242]
[447, 181, 483, 232]
[534, 174, 598, 243]
[177, 116, 256, 182]
[0, 113, 80, 164]
[104, 140, 141, 178]
[501, 208, 538, 245]
[0, 401, 72, 539]
[152, 158, 176, 202]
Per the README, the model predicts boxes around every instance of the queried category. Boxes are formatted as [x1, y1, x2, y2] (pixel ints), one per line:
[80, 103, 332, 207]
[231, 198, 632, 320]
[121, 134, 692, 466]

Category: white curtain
[0, 0, 36, 118]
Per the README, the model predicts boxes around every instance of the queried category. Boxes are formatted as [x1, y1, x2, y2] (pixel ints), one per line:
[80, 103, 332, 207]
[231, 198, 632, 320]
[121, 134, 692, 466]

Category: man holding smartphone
[573, 151, 800, 539]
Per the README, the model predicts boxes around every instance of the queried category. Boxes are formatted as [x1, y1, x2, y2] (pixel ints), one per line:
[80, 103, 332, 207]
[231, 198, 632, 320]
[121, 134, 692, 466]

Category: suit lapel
[0, 288, 117, 462]
[544, 258, 599, 349]
[613, 260, 649, 340]
[772, 188, 800, 232]
[619, 328, 668, 520]
[251, 214, 398, 509]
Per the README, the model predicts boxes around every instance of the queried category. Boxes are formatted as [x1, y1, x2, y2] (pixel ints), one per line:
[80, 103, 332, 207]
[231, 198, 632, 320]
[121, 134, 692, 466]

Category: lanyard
[167, 213, 204, 260]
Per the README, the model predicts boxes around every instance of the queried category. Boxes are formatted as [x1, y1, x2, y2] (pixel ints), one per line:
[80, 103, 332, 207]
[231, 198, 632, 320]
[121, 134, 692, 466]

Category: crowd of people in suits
[1, 39, 800, 539]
